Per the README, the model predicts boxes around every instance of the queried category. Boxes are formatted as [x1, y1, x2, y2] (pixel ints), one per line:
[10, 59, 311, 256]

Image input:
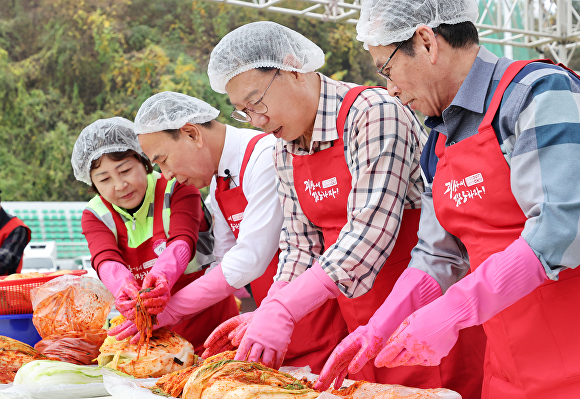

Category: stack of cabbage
[97, 315, 196, 378]
[13, 360, 129, 385]
[7, 360, 131, 399]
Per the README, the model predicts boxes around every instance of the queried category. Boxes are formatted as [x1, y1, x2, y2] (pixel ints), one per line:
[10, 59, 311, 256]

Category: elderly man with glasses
[317, 0, 580, 397]
[201, 21, 486, 394]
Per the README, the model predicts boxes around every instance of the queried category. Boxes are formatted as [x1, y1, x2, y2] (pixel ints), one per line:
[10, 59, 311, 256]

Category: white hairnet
[207, 21, 325, 94]
[72, 117, 145, 185]
[356, 0, 479, 49]
[134, 91, 220, 135]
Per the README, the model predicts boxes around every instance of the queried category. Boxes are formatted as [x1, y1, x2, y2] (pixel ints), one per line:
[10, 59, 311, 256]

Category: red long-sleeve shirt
[82, 181, 202, 275]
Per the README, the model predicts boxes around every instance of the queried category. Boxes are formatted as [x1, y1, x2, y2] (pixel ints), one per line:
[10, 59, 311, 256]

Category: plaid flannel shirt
[274, 73, 428, 298]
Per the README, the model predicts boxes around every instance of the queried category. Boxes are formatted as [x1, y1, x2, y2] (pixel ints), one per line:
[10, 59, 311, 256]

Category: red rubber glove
[314, 267, 441, 391]
[140, 274, 170, 314]
[109, 264, 240, 344]
[114, 281, 141, 320]
[201, 313, 253, 358]
[202, 281, 288, 358]
[108, 309, 176, 344]
[108, 319, 161, 344]
[375, 237, 547, 368]
[107, 319, 140, 343]
[235, 263, 340, 369]
[140, 239, 191, 314]
[99, 261, 140, 320]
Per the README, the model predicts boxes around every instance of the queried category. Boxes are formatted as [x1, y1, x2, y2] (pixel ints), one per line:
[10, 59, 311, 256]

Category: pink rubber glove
[108, 264, 238, 342]
[107, 307, 176, 343]
[375, 237, 547, 368]
[235, 262, 340, 369]
[140, 239, 191, 314]
[202, 281, 288, 358]
[108, 319, 140, 343]
[314, 268, 441, 391]
[99, 261, 140, 320]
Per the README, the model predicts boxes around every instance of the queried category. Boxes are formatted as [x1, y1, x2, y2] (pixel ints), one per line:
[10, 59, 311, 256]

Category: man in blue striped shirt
[316, 1, 580, 398]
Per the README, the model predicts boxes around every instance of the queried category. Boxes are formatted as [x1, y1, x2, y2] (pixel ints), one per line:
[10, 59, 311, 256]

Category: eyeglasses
[231, 69, 280, 123]
[377, 42, 404, 81]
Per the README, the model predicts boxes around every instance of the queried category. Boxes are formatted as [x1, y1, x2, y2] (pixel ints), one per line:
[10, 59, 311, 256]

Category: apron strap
[434, 131, 446, 158]
[215, 174, 230, 192]
[101, 196, 129, 247]
[101, 175, 168, 246]
[153, 175, 168, 238]
[336, 86, 385, 137]
[478, 60, 538, 134]
[239, 132, 270, 188]
[477, 58, 580, 135]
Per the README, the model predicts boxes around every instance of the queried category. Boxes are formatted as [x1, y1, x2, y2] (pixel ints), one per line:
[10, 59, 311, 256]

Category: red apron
[432, 60, 580, 399]
[0, 217, 31, 274]
[214, 133, 342, 374]
[293, 86, 485, 398]
[102, 176, 238, 355]
[214, 133, 280, 307]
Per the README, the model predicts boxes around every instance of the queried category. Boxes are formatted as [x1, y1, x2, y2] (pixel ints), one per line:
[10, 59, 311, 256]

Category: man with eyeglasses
[203, 21, 485, 393]
[108, 91, 285, 346]
[317, 0, 580, 398]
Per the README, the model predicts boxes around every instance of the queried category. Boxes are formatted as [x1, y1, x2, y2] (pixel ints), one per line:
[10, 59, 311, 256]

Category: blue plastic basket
[0, 313, 42, 347]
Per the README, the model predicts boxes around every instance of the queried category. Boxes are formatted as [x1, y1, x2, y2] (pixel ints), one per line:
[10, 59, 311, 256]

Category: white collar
[217, 125, 243, 178]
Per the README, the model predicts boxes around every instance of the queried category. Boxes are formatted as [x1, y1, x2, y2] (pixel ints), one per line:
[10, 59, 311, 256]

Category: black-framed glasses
[231, 69, 280, 123]
[377, 42, 404, 81]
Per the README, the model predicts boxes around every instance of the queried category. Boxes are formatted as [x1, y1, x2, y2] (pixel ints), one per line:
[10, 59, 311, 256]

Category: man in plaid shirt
[204, 21, 485, 395]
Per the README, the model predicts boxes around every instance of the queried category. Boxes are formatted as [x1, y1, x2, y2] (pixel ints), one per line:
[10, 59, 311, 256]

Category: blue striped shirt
[412, 46, 580, 289]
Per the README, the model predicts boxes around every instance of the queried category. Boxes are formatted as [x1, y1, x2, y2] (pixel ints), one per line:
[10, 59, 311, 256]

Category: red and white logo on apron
[227, 212, 244, 233]
[443, 172, 487, 207]
[304, 178, 340, 203]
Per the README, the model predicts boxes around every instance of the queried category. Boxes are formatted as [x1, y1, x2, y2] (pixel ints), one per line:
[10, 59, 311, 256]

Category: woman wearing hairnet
[317, 0, 580, 398]
[71, 117, 238, 354]
[203, 21, 485, 395]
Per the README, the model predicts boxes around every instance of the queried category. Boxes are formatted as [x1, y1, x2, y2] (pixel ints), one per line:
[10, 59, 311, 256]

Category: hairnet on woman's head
[356, 0, 479, 49]
[207, 21, 325, 94]
[71, 117, 145, 185]
[134, 91, 220, 135]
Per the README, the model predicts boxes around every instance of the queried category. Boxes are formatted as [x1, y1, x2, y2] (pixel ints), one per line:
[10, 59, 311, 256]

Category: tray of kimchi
[102, 350, 461, 399]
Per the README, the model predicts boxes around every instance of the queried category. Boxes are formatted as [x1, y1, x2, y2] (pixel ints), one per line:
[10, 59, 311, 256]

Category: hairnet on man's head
[71, 117, 145, 185]
[207, 21, 325, 94]
[134, 91, 220, 135]
[356, 0, 479, 49]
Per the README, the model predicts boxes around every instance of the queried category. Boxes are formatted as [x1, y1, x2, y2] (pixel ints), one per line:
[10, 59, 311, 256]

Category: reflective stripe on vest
[85, 172, 199, 274]
[85, 172, 170, 246]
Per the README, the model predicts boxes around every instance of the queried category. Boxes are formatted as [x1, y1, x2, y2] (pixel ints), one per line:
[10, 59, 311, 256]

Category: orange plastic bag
[30, 275, 114, 338]
[34, 329, 108, 364]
